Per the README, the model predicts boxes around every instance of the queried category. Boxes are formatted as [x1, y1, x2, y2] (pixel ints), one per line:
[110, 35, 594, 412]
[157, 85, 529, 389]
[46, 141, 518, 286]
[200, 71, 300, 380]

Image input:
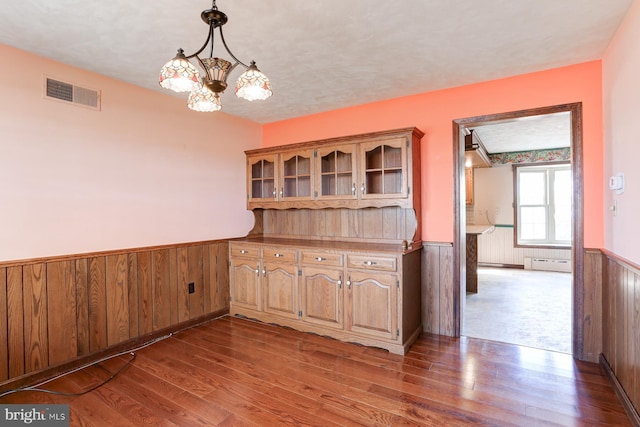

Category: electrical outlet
[188, 282, 195, 294]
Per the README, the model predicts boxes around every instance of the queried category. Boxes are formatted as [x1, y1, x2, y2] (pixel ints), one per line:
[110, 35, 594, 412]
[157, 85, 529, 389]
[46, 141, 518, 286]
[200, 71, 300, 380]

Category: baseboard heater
[524, 257, 571, 273]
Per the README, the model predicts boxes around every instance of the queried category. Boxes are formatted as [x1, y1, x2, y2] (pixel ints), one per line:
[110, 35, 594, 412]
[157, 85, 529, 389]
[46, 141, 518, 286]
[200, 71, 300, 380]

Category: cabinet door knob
[272, 188, 277, 199]
[279, 187, 284, 197]
[315, 256, 326, 262]
[352, 183, 356, 195]
[347, 276, 351, 288]
[338, 277, 342, 288]
[361, 183, 366, 194]
[262, 267, 267, 276]
[255, 266, 260, 276]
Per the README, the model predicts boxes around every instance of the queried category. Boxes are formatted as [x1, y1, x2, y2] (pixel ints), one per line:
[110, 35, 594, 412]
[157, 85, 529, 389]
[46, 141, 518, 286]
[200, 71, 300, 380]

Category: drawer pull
[364, 261, 377, 266]
[315, 256, 327, 262]
[240, 249, 248, 254]
[274, 253, 283, 258]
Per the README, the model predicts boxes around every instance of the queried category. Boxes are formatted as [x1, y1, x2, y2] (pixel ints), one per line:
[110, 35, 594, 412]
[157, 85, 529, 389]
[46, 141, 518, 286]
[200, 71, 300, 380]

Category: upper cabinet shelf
[245, 127, 423, 210]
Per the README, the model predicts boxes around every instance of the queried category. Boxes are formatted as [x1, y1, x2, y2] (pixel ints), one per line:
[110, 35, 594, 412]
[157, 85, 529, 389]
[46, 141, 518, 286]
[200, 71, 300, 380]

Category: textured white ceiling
[470, 112, 571, 153]
[0, 0, 633, 124]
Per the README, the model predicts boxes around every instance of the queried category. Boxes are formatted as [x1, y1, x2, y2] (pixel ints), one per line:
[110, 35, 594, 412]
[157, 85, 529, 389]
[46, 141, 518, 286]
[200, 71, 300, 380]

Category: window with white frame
[514, 163, 572, 247]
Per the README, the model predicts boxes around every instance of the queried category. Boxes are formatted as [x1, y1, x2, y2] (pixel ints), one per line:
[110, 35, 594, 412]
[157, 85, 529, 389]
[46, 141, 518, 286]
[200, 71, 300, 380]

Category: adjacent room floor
[463, 267, 572, 354]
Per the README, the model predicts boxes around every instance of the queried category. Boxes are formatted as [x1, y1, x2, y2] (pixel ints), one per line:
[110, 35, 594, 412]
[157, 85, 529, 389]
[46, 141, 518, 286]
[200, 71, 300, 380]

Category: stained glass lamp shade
[158, 49, 200, 93]
[235, 61, 273, 101]
[188, 85, 222, 112]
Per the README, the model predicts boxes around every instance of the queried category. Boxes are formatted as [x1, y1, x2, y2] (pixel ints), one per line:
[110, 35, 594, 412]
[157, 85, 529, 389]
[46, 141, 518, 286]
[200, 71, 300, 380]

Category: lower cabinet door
[346, 270, 398, 340]
[300, 267, 344, 330]
[230, 258, 261, 312]
[263, 262, 299, 319]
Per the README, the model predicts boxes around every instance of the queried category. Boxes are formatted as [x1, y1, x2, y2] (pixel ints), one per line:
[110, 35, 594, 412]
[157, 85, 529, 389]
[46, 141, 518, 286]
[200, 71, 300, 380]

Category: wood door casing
[453, 103, 584, 359]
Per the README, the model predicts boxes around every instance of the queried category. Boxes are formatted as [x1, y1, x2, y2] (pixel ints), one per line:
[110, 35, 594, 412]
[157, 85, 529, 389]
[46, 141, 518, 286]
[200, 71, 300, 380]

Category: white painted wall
[471, 165, 514, 225]
[0, 44, 261, 262]
[478, 227, 571, 266]
[603, 0, 640, 265]
[473, 165, 571, 266]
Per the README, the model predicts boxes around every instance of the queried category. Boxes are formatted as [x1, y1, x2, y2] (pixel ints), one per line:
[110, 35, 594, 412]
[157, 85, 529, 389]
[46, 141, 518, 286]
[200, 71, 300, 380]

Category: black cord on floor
[0, 352, 136, 399]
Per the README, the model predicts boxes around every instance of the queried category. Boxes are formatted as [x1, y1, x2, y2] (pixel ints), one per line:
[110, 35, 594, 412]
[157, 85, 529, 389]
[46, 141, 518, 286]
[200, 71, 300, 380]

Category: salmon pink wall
[603, 0, 640, 265]
[264, 62, 604, 247]
[0, 43, 262, 262]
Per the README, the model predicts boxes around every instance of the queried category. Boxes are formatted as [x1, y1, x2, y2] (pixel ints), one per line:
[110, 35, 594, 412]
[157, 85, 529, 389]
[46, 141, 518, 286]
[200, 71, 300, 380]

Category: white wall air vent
[44, 77, 101, 110]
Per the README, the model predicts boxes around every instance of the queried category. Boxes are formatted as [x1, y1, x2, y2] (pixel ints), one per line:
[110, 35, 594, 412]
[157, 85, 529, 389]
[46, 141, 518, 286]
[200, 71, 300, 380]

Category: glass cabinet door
[247, 154, 277, 202]
[316, 144, 357, 200]
[359, 138, 408, 199]
[280, 149, 314, 200]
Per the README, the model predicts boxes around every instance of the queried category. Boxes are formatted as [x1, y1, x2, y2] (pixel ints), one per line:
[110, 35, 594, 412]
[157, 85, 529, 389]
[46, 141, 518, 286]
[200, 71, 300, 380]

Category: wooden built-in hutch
[229, 127, 424, 354]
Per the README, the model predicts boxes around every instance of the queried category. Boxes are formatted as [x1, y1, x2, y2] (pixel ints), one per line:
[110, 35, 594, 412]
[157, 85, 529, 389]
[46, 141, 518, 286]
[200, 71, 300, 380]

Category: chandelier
[159, 0, 272, 112]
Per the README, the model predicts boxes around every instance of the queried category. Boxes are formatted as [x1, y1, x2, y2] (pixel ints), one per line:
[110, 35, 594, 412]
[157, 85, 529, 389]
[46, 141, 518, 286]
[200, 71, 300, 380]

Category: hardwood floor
[0, 316, 631, 426]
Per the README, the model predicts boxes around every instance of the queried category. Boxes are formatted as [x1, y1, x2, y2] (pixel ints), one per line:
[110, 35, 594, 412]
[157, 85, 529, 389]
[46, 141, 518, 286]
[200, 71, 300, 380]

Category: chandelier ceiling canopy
[158, 0, 272, 112]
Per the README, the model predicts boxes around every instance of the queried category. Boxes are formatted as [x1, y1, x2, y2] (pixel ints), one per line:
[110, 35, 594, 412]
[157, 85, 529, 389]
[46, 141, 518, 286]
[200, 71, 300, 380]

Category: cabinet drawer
[230, 243, 260, 258]
[262, 247, 298, 263]
[347, 254, 397, 272]
[300, 251, 343, 267]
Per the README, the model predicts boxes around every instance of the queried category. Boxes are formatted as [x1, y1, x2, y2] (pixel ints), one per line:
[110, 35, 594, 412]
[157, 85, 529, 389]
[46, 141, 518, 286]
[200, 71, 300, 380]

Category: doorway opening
[453, 103, 584, 356]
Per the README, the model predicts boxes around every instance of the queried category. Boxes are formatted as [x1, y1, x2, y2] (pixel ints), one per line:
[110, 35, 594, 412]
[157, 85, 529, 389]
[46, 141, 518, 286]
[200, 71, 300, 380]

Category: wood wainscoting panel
[127, 253, 140, 338]
[204, 242, 229, 313]
[0, 268, 7, 381]
[46, 260, 77, 366]
[0, 240, 230, 391]
[628, 267, 637, 404]
[134, 252, 151, 336]
[188, 245, 205, 319]
[176, 247, 190, 323]
[6, 266, 24, 378]
[152, 248, 173, 331]
[422, 244, 439, 334]
[601, 250, 640, 422]
[75, 259, 90, 357]
[105, 254, 130, 347]
[88, 257, 107, 353]
[583, 250, 603, 362]
[23, 263, 48, 374]
[422, 242, 455, 336]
